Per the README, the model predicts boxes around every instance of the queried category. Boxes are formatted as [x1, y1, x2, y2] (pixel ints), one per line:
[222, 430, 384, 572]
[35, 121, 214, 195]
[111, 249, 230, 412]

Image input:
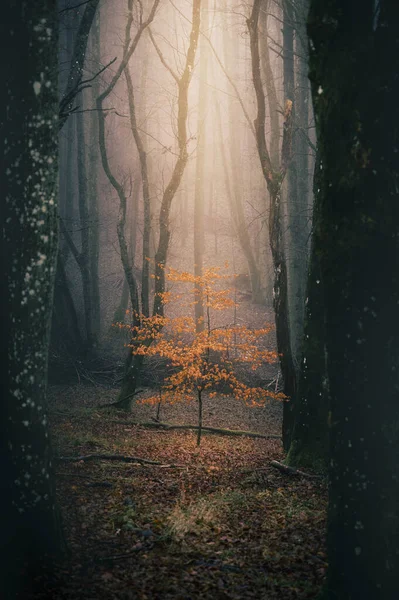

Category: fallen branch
[111, 420, 281, 440]
[270, 460, 322, 479]
[55, 454, 182, 467]
[97, 547, 147, 562]
[99, 389, 145, 409]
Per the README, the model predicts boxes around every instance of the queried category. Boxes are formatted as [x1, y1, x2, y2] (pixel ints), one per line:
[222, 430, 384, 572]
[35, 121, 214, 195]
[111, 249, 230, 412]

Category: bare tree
[248, 0, 295, 449]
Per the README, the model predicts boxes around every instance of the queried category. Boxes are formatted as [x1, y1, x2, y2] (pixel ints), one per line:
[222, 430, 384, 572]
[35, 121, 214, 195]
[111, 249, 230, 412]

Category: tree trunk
[0, 2, 65, 595]
[88, 6, 101, 339]
[248, 0, 297, 448]
[286, 157, 329, 473]
[124, 30, 151, 318]
[152, 0, 202, 317]
[308, 1, 399, 597]
[197, 389, 203, 446]
[76, 108, 96, 349]
[51, 253, 83, 358]
[193, 0, 208, 333]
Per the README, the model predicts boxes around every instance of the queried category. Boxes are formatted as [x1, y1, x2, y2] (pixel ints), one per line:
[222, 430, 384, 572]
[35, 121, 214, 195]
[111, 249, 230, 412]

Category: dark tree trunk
[248, 0, 297, 444]
[51, 253, 83, 358]
[88, 6, 101, 339]
[76, 108, 97, 349]
[0, 2, 65, 596]
[286, 156, 329, 473]
[308, 0, 399, 597]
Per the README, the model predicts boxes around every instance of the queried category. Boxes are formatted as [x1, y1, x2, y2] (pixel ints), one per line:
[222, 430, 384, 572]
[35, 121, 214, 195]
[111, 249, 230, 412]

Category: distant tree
[193, 0, 208, 332]
[308, 0, 399, 597]
[0, 1, 65, 596]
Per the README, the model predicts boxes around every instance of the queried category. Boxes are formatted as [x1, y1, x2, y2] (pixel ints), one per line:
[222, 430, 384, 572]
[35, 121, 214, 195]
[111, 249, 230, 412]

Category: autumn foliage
[116, 266, 285, 444]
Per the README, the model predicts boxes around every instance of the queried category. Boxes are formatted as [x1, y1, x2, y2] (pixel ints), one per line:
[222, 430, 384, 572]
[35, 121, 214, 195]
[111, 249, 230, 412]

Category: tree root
[99, 389, 145, 410]
[110, 420, 282, 440]
[270, 460, 322, 479]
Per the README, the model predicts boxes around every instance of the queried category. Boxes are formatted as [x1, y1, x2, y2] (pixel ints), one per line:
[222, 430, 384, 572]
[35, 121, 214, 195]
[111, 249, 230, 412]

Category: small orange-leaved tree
[122, 266, 285, 445]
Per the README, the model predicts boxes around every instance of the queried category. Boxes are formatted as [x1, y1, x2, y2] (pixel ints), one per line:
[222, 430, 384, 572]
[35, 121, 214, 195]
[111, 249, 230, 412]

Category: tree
[247, 0, 296, 450]
[193, 0, 208, 332]
[285, 154, 329, 473]
[114, 0, 202, 408]
[308, 0, 399, 597]
[0, 2, 65, 596]
[120, 267, 283, 445]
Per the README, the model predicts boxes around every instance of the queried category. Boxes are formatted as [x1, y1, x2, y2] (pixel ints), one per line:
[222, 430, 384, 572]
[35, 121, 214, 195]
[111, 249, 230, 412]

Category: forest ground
[28, 383, 328, 600]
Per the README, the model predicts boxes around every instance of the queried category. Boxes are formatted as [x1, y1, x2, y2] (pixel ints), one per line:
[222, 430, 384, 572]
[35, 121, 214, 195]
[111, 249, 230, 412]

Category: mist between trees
[3, 0, 399, 598]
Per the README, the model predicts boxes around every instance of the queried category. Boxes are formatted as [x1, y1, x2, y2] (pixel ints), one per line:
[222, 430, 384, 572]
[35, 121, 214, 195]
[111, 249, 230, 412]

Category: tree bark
[0, 2, 65, 595]
[76, 107, 97, 349]
[308, 1, 399, 597]
[286, 162, 329, 473]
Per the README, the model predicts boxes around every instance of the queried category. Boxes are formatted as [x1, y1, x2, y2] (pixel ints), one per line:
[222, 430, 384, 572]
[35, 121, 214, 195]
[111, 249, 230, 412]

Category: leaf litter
[27, 385, 327, 599]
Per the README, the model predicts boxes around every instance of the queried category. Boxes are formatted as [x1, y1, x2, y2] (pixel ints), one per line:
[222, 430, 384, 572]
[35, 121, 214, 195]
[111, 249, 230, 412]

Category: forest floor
[27, 385, 328, 600]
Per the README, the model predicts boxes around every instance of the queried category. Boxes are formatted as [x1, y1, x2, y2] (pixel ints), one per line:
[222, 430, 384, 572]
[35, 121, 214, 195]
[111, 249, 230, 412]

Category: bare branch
[59, 0, 101, 130]
[59, 217, 83, 269]
[59, 0, 94, 14]
[148, 28, 180, 84]
[98, 0, 161, 102]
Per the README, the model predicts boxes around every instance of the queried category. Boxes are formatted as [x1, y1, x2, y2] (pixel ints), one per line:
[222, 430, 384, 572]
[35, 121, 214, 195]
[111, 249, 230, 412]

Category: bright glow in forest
[3, 0, 398, 598]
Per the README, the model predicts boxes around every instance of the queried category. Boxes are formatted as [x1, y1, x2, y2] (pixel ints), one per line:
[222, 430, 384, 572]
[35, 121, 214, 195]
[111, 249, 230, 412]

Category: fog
[55, 0, 314, 375]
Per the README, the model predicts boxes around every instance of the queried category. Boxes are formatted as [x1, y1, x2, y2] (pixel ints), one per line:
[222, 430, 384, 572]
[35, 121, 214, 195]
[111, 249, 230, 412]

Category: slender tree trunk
[280, 0, 298, 445]
[214, 92, 262, 304]
[194, 0, 208, 332]
[124, 20, 151, 318]
[0, 3, 65, 595]
[88, 5, 101, 339]
[197, 389, 203, 446]
[152, 0, 202, 317]
[76, 109, 96, 349]
[308, 1, 399, 597]
[221, 0, 264, 304]
[248, 0, 296, 449]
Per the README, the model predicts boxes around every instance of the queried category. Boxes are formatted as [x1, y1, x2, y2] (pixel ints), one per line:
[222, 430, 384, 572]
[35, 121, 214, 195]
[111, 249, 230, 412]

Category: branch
[203, 31, 255, 139]
[60, 58, 117, 123]
[59, 0, 95, 14]
[111, 420, 282, 440]
[270, 460, 322, 478]
[169, 0, 254, 138]
[148, 28, 180, 84]
[59, 217, 83, 269]
[56, 454, 181, 466]
[59, 0, 101, 130]
[98, 0, 161, 103]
